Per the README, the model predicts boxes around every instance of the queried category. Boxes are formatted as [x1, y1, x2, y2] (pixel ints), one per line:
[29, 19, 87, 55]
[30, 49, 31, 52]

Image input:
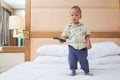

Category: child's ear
[80, 14, 82, 19]
[80, 15, 82, 19]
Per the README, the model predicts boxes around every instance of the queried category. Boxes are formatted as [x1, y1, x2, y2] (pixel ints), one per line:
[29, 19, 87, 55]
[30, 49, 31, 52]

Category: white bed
[0, 42, 120, 80]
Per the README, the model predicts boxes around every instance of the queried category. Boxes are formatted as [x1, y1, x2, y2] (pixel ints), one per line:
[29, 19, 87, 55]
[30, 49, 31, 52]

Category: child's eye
[71, 15, 74, 16]
[75, 15, 78, 16]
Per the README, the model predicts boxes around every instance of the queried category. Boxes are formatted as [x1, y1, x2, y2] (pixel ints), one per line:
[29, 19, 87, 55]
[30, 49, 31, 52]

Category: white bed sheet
[0, 57, 120, 80]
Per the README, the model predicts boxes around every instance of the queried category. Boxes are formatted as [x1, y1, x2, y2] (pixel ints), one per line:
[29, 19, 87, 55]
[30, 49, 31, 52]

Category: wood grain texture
[31, 32, 120, 38]
[24, 0, 31, 61]
[0, 46, 25, 53]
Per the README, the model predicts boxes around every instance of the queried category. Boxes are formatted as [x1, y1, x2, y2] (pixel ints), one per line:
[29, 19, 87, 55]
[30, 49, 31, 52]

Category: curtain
[0, 7, 11, 46]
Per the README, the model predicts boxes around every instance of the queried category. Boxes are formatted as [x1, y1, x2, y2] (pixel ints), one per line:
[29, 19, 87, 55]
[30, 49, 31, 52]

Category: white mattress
[0, 56, 120, 80]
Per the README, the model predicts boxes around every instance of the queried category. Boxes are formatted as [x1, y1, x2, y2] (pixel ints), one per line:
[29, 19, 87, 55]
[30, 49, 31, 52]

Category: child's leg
[68, 46, 78, 76]
[68, 46, 78, 70]
[80, 52, 89, 73]
[77, 50, 93, 76]
[75, 48, 89, 73]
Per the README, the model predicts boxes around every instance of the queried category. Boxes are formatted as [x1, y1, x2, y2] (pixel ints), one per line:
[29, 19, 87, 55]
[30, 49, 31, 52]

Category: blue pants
[68, 45, 89, 73]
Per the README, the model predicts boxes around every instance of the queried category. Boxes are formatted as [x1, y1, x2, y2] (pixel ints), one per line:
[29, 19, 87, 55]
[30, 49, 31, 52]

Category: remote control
[53, 37, 66, 42]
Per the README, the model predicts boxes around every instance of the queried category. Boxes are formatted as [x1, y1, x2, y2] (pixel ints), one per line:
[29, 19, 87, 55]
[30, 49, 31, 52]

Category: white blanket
[0, 56, 120, 80]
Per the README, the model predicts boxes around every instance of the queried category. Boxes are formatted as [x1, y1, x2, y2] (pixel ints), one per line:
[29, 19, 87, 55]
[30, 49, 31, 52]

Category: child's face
[70, 9, 81, 24]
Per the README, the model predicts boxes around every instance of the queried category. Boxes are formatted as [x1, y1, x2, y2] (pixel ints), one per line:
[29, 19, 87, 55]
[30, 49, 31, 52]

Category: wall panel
[31, 0, 119, 8]
[31, 8, 120, 32]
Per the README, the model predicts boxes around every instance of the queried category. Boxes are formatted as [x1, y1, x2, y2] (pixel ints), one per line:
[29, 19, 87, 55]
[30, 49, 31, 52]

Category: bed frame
[1, 32, 120, 61]
[30, 32, 120, 60]
[31, 32, 120, 38]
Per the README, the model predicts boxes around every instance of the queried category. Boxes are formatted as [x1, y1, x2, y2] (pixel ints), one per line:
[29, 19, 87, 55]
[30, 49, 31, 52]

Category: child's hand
[87, 45, 92, 49]
[85, 36, 92, 49]
[86, 42, 92, 49]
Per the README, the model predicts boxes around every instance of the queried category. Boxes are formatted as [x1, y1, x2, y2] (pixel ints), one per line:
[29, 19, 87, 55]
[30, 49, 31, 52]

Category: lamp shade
[9, 16, 25, 30]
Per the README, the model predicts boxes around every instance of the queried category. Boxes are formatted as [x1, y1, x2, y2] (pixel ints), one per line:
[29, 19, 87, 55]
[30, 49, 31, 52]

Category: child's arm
[85, 36, 92, 49]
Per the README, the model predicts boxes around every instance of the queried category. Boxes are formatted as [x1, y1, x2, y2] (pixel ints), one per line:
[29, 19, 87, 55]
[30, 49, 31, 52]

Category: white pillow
[33, 56, 68, 64]
[89, 55, 120, 65]
[36, 44, 68, 57]
[36, 42, 120, 58]
[88, 42, 120, 59]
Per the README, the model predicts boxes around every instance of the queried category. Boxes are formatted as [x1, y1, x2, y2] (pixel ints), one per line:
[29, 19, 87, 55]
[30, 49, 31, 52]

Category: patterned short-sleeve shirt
[61, 23, 91, 50]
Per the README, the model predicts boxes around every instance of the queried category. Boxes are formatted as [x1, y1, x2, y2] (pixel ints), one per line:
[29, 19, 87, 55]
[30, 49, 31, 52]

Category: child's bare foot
[70, 70, 76, 76]
[85, 72, 93, 76]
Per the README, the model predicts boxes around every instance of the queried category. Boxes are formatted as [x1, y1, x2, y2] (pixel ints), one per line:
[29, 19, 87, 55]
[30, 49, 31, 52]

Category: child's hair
[71, 6, 82, 15]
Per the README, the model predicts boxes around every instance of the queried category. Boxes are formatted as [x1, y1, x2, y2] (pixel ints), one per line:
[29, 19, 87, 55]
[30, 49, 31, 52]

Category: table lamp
[9, 16, 25, 46]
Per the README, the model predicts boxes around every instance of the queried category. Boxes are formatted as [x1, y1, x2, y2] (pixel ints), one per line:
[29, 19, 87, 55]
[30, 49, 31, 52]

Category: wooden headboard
[30, 0, 120, 60]
[30, 32, 120, 60]
[31, 32, 120, 38]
